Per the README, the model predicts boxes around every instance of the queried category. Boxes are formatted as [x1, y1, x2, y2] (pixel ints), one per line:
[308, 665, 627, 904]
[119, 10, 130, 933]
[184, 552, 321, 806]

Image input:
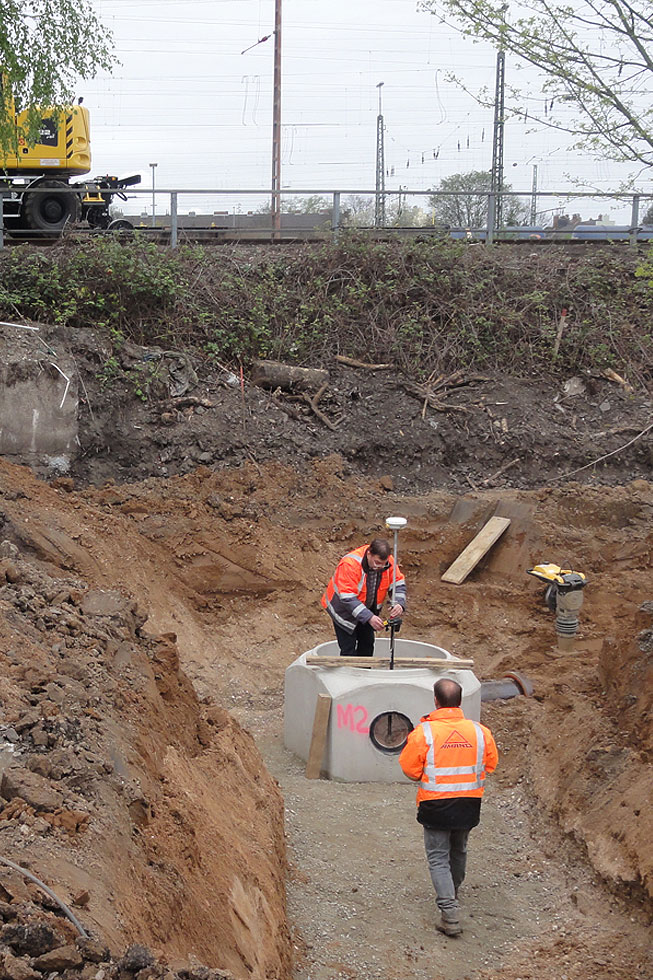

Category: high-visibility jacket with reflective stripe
[321, 545, 406, 634]
[399, 707, 498, 803]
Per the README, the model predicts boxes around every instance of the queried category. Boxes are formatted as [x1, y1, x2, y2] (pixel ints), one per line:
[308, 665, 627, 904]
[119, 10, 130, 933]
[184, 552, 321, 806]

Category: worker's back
[400, 706, 498, 827]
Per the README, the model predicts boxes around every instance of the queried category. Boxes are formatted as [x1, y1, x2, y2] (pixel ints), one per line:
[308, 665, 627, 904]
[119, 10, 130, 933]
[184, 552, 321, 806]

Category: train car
[571, 224, 653, 241]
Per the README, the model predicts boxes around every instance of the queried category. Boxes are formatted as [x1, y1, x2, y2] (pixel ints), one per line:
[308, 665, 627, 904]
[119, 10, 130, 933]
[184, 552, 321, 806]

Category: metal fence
[2, 185, 653, 247]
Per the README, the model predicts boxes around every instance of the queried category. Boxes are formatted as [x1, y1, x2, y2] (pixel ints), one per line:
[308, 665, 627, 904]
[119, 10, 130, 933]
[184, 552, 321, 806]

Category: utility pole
[375, 82, 386, 228]
[271, 0, 282, 239]
[490, 50, 505, 231]
[530, 164, 538, 225]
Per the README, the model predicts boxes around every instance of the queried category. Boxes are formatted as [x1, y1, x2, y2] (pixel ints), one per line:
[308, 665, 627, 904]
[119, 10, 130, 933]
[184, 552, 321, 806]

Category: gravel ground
[234, 704, 651, 980]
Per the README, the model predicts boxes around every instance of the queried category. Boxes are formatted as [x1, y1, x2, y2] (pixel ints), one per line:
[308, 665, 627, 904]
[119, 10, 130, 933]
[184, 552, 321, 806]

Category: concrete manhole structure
[0, 323, 78, 469]
[284, 637, 480, 782]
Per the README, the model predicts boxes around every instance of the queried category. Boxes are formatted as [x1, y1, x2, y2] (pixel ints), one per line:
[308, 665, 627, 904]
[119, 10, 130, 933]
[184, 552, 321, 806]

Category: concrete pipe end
[502, 670, 534, 698]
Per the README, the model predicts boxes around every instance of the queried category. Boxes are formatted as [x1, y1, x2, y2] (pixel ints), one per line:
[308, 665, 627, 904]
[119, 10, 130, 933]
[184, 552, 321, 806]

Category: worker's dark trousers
[423, 827, 470, 919]
[333, 621, 375, 656]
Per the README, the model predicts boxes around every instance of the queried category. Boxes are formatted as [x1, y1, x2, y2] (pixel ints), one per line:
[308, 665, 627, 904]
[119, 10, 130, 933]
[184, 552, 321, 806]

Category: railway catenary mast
[490, 49, 506, 233]
[375, 82, 386, 228]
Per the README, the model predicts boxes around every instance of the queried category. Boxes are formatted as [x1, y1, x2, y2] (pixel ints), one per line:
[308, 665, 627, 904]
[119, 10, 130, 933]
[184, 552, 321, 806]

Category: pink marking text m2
[336, 703, 369, 735]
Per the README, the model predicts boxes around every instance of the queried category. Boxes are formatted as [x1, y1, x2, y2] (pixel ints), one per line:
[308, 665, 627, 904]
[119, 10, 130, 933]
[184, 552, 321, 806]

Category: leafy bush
[1, 236, 652, 384]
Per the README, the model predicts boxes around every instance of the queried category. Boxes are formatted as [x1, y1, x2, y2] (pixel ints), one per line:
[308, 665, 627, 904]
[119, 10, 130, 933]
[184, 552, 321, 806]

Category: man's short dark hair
[434, 678, 462, 707]
[369, 538, 391, 559]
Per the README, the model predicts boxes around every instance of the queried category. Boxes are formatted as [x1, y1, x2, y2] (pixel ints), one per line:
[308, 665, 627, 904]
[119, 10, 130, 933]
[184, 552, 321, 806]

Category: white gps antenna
[384, 516, 407, 669]
[385, 516, 407, 531]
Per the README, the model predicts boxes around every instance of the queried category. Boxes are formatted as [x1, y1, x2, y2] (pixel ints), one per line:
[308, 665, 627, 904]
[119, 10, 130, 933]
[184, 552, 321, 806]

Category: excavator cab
[1, 102, 91, 177]
[0, 78, 139, 236]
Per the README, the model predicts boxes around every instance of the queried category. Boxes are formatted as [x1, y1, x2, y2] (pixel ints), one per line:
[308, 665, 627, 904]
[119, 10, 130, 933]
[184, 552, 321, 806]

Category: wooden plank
[305, 656, 474, 669]
[305, 694, 332, 780]
[441, 515, 511, 585]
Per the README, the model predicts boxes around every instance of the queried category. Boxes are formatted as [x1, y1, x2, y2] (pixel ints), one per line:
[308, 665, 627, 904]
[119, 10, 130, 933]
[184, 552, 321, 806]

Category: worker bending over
[399, 678, 498, 937]
[321, 538, 406, 656]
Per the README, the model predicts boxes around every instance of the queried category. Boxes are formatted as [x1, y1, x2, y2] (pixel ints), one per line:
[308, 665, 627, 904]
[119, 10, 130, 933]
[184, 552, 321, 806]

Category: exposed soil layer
[1, 455, 651, 979]
[3, 323, 651, 492]
[72, 335, 653, 493]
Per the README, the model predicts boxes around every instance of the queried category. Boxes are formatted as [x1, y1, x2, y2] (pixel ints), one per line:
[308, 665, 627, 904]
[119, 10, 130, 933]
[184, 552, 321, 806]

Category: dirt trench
[1, 456, 651, 980]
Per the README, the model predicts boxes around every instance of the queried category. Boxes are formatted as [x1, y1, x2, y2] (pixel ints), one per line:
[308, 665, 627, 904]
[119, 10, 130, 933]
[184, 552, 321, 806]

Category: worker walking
[321, 538, 406, 656]
[399, 678, 498, 937]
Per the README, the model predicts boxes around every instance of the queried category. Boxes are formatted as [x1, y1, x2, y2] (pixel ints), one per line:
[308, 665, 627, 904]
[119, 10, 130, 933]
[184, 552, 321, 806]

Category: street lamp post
[530, 163, 538, 226]
[149, 163, 158, 228]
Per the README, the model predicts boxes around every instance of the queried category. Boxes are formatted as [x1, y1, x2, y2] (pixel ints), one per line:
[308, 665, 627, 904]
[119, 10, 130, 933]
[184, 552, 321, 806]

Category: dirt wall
[599, 601, 653, 759]
[0, 459, 291, 979]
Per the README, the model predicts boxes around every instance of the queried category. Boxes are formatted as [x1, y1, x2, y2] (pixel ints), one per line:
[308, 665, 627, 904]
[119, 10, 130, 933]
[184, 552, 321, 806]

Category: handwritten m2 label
[336, 703, 369, 734]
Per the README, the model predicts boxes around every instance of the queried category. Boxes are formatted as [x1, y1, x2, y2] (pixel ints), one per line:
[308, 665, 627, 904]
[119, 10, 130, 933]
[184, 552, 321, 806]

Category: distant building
[551, 212, 615, 230]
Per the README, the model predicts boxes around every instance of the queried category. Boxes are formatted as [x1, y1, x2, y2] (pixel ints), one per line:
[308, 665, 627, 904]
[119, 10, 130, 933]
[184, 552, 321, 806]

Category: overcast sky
[85, 0, 643, 220]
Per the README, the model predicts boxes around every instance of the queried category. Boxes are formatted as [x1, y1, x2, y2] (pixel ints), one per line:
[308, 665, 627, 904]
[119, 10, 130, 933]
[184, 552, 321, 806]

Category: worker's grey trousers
[423, 827, 470, 920]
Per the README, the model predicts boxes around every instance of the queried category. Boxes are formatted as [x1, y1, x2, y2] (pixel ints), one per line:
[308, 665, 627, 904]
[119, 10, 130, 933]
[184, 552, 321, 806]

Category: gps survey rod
[385, 516, 407, 670]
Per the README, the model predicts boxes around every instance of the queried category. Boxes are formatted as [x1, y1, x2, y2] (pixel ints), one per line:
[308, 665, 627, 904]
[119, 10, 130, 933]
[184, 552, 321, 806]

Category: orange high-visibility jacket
[321, 545, 406, 633]
[399, 707, 498, 803]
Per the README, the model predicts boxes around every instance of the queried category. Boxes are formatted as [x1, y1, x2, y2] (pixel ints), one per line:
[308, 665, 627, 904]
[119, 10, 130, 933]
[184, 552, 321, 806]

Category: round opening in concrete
[369, 711, 413, 754]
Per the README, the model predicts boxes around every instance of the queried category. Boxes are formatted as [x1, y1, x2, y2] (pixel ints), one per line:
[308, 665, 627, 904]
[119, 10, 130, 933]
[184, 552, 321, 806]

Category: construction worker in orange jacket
[321, 538, 406, 656]
[399, 677, 498, 937]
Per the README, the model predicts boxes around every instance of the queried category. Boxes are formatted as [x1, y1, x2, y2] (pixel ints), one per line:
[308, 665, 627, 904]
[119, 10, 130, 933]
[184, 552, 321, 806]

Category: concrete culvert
[284, 637, 481, 782]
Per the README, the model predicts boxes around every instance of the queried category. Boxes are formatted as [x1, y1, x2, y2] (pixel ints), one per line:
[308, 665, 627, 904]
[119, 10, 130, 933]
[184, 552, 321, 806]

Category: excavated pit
[0, 454, 651, 980]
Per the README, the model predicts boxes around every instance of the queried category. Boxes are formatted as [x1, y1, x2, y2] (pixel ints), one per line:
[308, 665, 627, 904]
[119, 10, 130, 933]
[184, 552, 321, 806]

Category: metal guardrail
[1, 186, 653, 248]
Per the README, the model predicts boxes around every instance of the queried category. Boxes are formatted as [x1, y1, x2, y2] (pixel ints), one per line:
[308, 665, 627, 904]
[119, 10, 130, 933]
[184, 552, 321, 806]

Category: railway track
[3, 225, 650, 247]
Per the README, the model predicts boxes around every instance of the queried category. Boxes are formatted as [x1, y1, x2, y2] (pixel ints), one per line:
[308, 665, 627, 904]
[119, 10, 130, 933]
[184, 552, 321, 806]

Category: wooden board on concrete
[305, 694, 332, 779]
[441, 515, 511, 585]
[305, 656, 474, 669]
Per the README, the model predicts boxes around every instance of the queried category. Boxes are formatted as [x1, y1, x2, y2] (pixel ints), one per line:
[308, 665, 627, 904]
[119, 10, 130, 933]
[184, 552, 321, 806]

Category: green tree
[255, 195, 331, 214]
[420, 1, 653, 166]
[643, 202, 653, 226]
[428, 170, 528, 228]
[1, 0, 115, 152]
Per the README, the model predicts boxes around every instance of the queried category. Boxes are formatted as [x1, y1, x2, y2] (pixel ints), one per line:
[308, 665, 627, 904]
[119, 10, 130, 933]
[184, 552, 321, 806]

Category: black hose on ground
[0, 854, 89, 938]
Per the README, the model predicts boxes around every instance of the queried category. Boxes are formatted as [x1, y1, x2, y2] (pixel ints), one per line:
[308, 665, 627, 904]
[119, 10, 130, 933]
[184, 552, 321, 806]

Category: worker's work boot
[437, 913, 462, 937]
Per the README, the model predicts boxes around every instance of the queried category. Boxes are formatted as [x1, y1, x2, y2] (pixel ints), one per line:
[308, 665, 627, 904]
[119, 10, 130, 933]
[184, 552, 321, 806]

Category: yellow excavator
[1, 92, 140, 235]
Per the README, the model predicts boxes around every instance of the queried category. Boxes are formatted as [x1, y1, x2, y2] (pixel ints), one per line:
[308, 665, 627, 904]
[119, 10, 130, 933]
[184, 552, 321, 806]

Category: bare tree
[342, 194, 430, 227]
[255, 195, 331, 214]
[341, 195, 376, 227]
[420, 0, 653, 167]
